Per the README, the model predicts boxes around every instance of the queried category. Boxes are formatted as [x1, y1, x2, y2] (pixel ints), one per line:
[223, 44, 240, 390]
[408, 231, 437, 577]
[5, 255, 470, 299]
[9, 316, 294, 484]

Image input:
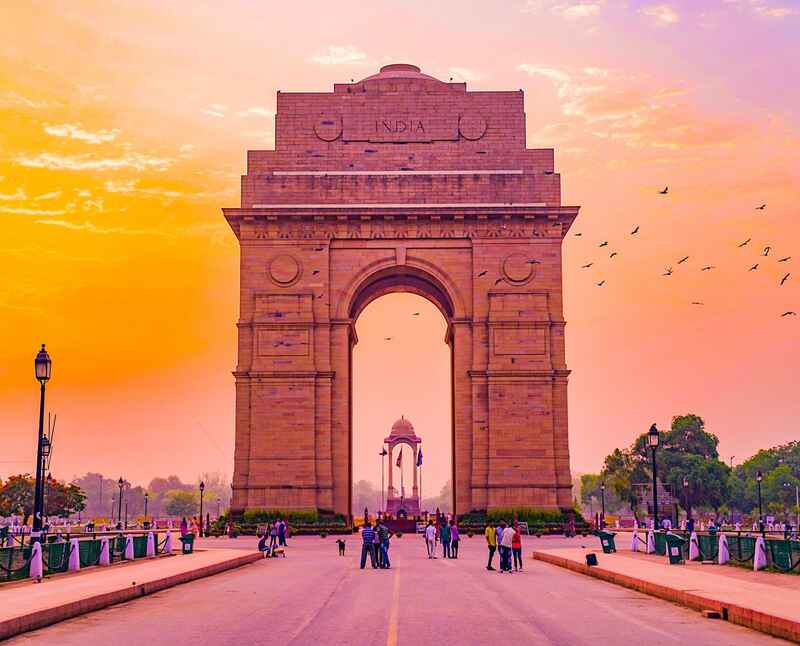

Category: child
[336, 538, 346, 556]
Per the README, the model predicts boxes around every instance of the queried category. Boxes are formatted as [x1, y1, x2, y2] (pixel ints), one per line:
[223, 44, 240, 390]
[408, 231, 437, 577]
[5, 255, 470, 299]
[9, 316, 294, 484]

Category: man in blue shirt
[360, 522, 378, 569]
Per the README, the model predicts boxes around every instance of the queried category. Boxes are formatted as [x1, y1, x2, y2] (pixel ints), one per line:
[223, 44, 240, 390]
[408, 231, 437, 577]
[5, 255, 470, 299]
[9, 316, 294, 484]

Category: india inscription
[224, 63, 579, 519]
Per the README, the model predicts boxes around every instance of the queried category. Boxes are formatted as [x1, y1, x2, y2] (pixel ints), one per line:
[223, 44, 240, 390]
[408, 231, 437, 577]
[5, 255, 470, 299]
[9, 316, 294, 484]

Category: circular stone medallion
[459, 113, 487, 140]
[502, 252, 536, 284]
[269, 254, 301, 286]
[314, 115, 342, 142]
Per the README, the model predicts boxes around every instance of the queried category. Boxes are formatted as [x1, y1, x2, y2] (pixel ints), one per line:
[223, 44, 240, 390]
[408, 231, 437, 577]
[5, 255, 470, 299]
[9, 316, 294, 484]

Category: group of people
[423, 518, 460, 559]
[360, 520, 391, 569]
[484, 521, 523, 573]
[179, 516, 203, 537]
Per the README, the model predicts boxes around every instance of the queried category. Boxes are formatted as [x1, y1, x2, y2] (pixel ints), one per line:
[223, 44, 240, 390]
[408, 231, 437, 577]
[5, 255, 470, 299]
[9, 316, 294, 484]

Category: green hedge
[243, 509, 319, 524]
[460, 507, 588, 527]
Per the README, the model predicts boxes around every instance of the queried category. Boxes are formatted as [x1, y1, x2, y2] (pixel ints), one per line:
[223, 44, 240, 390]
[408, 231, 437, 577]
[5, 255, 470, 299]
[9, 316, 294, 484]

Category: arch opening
[351, 292, 454, 519]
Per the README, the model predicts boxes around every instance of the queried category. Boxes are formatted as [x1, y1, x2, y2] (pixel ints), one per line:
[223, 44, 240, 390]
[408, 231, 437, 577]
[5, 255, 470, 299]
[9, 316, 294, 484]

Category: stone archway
[224, 63, 578, 520]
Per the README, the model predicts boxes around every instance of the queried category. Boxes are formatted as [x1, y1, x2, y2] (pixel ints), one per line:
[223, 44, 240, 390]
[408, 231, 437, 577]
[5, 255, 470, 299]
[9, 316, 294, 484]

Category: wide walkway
[7, 534, 785, 645]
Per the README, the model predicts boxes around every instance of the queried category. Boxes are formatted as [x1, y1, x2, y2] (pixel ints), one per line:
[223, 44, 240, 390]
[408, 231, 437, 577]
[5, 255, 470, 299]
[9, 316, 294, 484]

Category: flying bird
[384, 337, 393, 341]
[477, 270, 488, 277]
[599, 241, 609, 247]
[544, 170, 555, 175]
[494, 277, 504, 285]
[691, 302, 704, 306]
[778, 257, 791, 262]
[312, 269, 320, 275]
[574, 232, 583, 237]
[762, 246, 772, 257]
[581, 263, 594, 269]
[749, 264, 759, 271]
[596, 280, 605, 287]
[659, 186, 669, 194]
[780, 273, 790, 287]
[663, 267, 674, 277]
[781, 311, 796, 317]
[738, 239, 751, 248]
[701, 266, 716, 271]
[313, 246, 325, 252]
[527, 259, 541, 265]
[678, 256, 690, 264]
[756, 204, 766, 210]
[412, 312, 420, 316]
[609, 252, 618, 259]
[630, 226, 640, 235]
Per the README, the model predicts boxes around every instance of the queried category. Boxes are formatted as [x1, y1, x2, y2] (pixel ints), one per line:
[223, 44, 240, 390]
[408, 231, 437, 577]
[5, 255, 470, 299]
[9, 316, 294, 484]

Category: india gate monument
[223, 64, 578, 520]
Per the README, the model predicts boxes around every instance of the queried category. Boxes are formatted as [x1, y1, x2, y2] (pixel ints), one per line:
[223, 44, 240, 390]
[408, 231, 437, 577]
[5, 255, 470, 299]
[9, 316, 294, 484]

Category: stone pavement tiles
[533, 545, 800, 642]
[0, 549, 260, 640]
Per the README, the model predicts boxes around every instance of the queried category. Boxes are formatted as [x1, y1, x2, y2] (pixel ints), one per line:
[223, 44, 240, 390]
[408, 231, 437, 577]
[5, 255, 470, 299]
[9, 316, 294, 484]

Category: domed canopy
[360, 63, 443, 84]
[385, 415, 421, 444]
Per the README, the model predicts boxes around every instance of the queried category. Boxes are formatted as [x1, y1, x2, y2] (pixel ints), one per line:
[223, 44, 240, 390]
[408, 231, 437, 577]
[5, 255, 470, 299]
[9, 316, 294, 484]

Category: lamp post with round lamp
[647, 424, 660, 529]
[144, 492, 149, 522]
[756, 470, 764, 535]
[32, 344, 52, 539]
[117, 478, 124, 529]
[600, 481, 606, 529]
[683, 476, 690, 525]
[199, 481, 205, 537]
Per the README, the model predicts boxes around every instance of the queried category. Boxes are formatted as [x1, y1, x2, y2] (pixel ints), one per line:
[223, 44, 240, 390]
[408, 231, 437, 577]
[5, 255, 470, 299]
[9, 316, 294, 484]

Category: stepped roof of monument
[385, 415, 421, 444]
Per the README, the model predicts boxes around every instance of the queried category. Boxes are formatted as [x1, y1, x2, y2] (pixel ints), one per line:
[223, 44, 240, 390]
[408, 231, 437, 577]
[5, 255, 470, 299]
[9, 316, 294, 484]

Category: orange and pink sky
[1, 1, 798, 500]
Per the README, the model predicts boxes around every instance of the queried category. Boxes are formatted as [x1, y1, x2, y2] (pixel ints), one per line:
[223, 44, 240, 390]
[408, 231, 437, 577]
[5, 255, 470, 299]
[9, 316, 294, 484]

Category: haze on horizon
[1, 1, 798, 499]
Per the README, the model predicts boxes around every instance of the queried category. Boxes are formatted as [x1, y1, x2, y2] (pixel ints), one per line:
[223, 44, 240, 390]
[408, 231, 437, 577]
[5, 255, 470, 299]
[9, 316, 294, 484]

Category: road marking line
[386, 569, 400, 646]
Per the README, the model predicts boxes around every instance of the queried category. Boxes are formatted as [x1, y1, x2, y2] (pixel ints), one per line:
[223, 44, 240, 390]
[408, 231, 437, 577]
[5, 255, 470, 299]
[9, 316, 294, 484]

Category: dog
[336, 539, 346, 556]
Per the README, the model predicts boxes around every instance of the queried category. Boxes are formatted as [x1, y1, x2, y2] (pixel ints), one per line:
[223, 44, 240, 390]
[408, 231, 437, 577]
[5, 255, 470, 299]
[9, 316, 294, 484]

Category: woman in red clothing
[512, 524, 523, 572]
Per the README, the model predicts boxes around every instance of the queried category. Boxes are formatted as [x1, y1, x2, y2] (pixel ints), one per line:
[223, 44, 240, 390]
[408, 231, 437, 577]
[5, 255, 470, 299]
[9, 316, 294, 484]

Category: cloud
[201, 108, 226, 118]
[16, 152, 173, 172]
[236, 106, 275, 118]
[82, 198, 104, 212]
[639, 4, 680, 24]
[447, 67, 483, 82]
[33, 190, 62, 201]
[523, 1, 604, 18]
[34, 219, 168, 236]
[44, 123, 120, 144]
[554, 2, 603, 18]
[0, 188, 27, 201]
[310, 45, 370, 65]
[240, 129, 274, 143]
[725, 0, 800, 18]
[0, 206, 66, 216]
[518, 62, 744, 151]
[0, 91, 48, 109]
[104, 179, 181, 198]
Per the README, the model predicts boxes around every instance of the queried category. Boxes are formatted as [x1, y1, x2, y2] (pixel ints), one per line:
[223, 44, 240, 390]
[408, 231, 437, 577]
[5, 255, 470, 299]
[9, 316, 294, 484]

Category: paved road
[10, 535, 786, 645]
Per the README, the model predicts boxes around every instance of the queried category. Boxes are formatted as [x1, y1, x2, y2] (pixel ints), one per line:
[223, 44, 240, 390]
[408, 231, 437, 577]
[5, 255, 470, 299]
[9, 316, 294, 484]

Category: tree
[351, 480, 379, 515]
[0, 474, 86, 523]
[164, 490, 198, 517]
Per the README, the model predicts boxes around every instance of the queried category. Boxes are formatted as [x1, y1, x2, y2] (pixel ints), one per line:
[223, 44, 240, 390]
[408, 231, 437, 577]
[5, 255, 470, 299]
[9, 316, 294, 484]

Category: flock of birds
[568, 187, 795, 318]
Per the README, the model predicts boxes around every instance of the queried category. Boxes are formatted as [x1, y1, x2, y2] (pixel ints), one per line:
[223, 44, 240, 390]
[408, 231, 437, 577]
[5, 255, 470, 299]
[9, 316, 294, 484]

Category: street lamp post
[199, 481, 205, 538]
[647, 424, 660, 529]
[379, 447, 388, 513]
[682, 476, 690, 526]
[117, 478, 124, 529]
[756, 470, 764, 536]
[32, 344, 52, 539]
[144, 492, 149, 521]
[600, 481, 606, 529]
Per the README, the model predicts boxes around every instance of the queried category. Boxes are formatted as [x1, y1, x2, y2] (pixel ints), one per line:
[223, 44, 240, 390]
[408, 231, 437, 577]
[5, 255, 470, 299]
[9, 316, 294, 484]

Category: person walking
[439, 519, 451, 559]
[485, 522, 497, 570]
[360, 522, 378, 569]
[512, 523, 523, 572]
[424, 520, 437, 558]
[180, 517, 189, 537]
[278, 519, 287, 547]
[373, 520, 383, 567]
[377, 518, 391, 569]
[450, 519, 460, 559]
[499, 521, 514, 573]
[269, 520, 278, 552]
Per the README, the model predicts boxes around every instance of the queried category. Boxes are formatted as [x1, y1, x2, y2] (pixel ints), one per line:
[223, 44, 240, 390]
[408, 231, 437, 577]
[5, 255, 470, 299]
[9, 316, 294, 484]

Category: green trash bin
[665, 533, 686, 564]
[179, 534, 195, 555]
[596, 530, 617, 554]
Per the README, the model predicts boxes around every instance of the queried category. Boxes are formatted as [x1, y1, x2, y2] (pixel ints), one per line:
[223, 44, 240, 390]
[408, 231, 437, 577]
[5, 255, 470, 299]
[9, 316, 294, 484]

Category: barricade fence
[0, 531, 171, 583]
